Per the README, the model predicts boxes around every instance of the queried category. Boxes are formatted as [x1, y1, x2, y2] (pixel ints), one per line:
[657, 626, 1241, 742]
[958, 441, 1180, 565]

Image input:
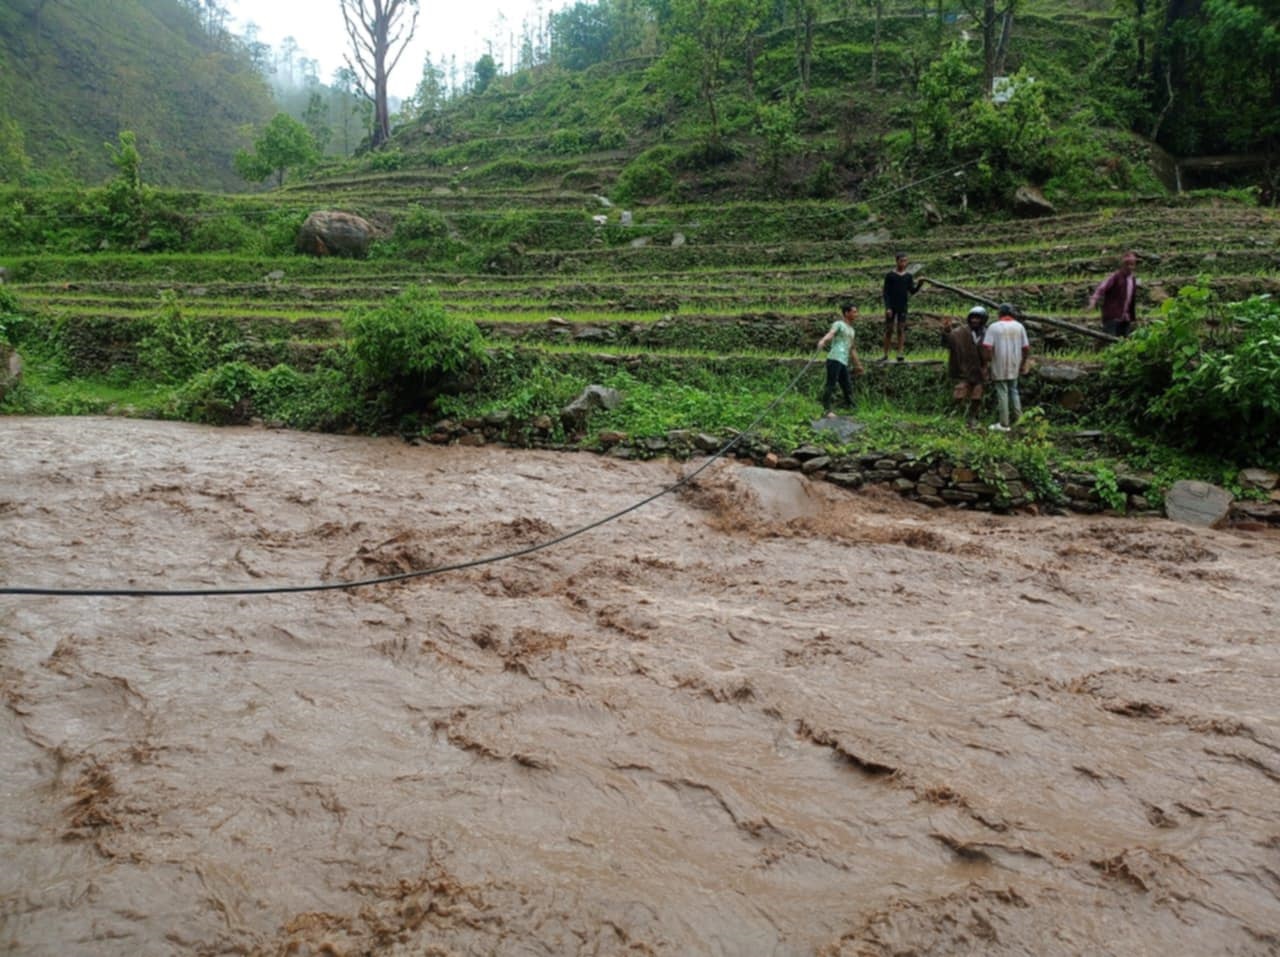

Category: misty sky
[222, 0, 567, 97]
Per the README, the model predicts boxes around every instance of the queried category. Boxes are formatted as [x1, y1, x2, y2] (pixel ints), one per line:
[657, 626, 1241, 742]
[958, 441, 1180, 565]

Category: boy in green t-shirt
[817, 303, 865, 415]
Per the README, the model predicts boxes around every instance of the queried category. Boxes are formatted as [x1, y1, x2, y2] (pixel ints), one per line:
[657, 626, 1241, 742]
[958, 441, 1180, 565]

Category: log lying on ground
[922, 276, 1119, 343]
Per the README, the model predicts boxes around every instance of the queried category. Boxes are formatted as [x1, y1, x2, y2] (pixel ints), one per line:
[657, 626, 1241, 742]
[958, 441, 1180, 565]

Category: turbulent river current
[2, 417, 1278, 955]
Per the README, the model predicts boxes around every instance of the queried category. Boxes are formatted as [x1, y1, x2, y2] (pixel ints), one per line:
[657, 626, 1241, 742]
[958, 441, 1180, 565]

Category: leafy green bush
[343, 285, 487, 423]
[174, 361, 258, 424]
[436, 348, 579, 430]
[805, 160, 839, 199]
[0, 288, 21, 344]
[596, 119, 628, 151]
[1101, 286, 1280, 465]
[187, 215, 259, 254]
[136, 291, 240, 383]
[367, 149, 408, 172]
[252, 363, 360, 431]
[614, 151, 675, 204]
[259, 209, 310, 256]
[396, 204, 449, 243]
[545, 128, 586, 155]
[461, 158, 546, 186]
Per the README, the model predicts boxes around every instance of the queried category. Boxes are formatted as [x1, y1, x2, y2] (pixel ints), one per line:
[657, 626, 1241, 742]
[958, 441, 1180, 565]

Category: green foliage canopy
[343, 286, 489, 421]
[1102, 286, 1280, 465]
[234, 113, 319, 187]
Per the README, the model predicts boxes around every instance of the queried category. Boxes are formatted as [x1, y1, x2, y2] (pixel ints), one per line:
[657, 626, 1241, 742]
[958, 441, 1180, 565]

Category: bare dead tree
[340, 0, 420, 149]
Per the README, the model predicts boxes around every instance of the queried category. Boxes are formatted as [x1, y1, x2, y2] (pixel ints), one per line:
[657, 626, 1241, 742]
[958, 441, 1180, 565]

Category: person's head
[840, 301, 858, 320]
[967, 305, 988, 329]
[998, 302, 1018, 320]
[1120, 251, 1137, 273]
[894, 253, 908, 271]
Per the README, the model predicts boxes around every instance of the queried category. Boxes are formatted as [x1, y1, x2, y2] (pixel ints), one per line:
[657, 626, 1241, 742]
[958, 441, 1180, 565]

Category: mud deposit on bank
[2, 418, 1278, 955]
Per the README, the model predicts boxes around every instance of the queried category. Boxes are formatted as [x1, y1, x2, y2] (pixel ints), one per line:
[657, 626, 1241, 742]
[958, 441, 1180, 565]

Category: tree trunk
[1135, 0, 1147, 80]
[982, 0, 996, 96]
[340, 0, 419, 150]
[871, 1, 882, 90]
[794, 2, 814, 93]
[993, 3, 1014, 79]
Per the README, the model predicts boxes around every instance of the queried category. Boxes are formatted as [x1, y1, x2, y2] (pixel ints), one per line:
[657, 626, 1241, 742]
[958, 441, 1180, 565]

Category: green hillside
[0, 0, 274, 188]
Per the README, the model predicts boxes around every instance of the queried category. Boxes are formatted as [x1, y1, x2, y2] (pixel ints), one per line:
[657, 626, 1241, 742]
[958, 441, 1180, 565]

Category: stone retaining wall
[419, 414, 1154, 516]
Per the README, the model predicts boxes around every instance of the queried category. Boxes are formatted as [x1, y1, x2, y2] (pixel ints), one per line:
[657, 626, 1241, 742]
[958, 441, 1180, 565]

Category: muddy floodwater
[2, 417, 1278, 956]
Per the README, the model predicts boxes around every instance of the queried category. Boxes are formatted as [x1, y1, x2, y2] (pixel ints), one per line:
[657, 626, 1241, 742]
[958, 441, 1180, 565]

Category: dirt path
[2, 417, 1278, 956]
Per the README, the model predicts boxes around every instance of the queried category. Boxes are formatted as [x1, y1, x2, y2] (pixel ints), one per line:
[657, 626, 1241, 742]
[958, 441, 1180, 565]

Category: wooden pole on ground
[921, 276, 1119, 343]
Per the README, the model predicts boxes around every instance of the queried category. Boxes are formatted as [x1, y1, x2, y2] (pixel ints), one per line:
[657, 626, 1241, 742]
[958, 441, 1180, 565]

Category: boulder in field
[811, 415, 866, 443]
[1012, 185, 1055, 218]
[560, 385, 622, 432]
[296, 211, 377, 258]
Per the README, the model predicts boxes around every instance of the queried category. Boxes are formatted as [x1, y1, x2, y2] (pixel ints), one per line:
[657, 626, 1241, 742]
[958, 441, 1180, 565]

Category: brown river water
[2, 417, 1278, 956]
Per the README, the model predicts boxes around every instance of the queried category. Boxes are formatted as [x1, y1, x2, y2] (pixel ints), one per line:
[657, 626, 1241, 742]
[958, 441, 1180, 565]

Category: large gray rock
[737, 467, 825, 520]
[1238, 468, 1279, 492]
[811, 416, 867, 443]
[851, 228, 891, 246]
[1012, 185, 1055, 218]
[296, 210, 377, 258]
[1164, 480, 1233, 528]
[560, 384, 622, 432]
[1037, 364, 1089, 383]
[0, 344, 22, 403]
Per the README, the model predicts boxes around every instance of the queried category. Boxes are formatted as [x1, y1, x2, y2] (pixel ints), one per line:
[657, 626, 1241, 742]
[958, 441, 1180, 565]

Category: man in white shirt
[981, 303, 1031, 431]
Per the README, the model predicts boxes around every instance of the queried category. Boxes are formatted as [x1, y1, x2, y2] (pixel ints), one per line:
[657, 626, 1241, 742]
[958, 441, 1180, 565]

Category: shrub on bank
[344, 285, 488, 423]
[1100, 285, 1280, 467]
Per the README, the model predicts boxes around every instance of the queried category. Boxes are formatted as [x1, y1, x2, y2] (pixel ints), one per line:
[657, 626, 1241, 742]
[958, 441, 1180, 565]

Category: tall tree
[302, 92, 333, 153]
[550, 1, 614, 70]
[406, 55, 447, 118]
[654, 0, 764, 146]
[789, 0, 818, 93]
[863, 0, 884, 89]
[472, 53, 498, 93]
[278, 36, 299, 86]
[957, 0, 1018, 95]
[340, 0, 420, 149]
[234, 113, 319, 187]
[331, 67, 361, 155]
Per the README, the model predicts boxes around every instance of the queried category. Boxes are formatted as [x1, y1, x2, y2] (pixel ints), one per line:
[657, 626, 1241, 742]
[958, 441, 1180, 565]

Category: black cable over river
[2, 417, 1277, 955]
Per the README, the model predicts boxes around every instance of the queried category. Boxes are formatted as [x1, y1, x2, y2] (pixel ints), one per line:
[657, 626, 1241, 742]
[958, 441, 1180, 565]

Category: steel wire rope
[0, 354, 822, 598]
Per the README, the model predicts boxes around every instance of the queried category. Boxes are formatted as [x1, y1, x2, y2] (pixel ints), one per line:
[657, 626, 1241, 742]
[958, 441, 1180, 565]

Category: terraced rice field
[5, 185, 1278, 379]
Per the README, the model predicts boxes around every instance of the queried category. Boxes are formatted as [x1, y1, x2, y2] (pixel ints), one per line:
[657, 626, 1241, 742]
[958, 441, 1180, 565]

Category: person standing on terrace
[882, 252, 925, 362]
[941, 305, 989, 427]
[982, 303, 1030, 432]
[817, 302, 865, 416]
[1089, 251, 1140, 337]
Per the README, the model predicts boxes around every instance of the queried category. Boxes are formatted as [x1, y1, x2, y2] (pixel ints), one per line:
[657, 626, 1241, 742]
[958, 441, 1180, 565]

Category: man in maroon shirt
[1089, 251, 1139, 337]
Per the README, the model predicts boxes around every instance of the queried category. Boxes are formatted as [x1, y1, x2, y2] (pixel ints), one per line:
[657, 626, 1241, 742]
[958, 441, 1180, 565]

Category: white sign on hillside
[992, 75, 1034, 105]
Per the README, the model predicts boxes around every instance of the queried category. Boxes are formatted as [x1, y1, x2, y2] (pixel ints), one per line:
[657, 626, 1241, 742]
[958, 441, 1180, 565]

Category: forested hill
[0, 0, 274, 189]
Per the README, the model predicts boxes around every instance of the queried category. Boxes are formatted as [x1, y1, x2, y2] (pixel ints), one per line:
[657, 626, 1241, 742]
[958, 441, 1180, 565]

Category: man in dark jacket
[941, 306, 989, 425]
[1089, 251, 1139, 337]
[881, 252, 925, 361]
